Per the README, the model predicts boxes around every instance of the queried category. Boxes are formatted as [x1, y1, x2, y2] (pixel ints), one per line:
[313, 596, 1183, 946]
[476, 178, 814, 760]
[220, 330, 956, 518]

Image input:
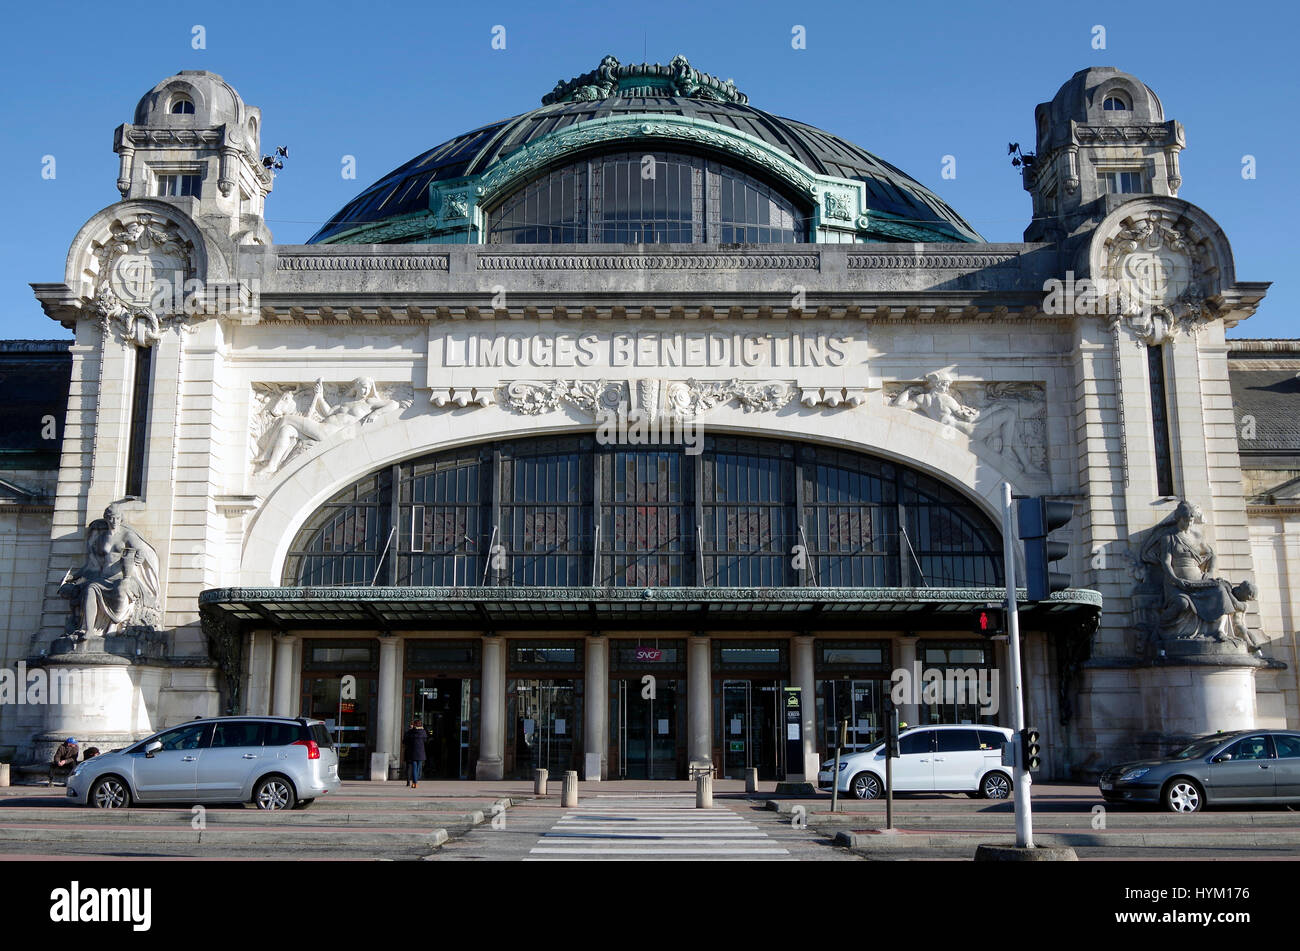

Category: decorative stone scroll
[1133, 500, 1266, 656]
[250, 379, 412, 475]
[90, 214, 195, 346]
[886, 371, 1047, 474]
[1101, 211, 1213, 345]
[496, 379, 865, 421]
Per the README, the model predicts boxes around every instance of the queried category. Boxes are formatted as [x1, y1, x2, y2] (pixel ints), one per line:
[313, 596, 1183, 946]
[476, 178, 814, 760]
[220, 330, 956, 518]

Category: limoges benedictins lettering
[441, 329, 853, 369]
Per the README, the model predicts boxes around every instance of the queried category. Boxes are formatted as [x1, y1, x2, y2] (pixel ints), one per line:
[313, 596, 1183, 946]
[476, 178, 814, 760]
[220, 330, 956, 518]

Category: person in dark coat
[402, 718, 428, 788]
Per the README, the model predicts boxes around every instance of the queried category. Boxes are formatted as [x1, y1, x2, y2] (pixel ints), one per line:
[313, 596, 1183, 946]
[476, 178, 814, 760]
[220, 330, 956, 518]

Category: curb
[0, 824, 450, 847]
[833, 829, 1300, 849]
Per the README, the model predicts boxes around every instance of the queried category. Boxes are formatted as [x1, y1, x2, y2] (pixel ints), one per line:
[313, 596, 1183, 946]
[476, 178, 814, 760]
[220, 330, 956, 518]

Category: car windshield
[1172, 737, 1229, 760]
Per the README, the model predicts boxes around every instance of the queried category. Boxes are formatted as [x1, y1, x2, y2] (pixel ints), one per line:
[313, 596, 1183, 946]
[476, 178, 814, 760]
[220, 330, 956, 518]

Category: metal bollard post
[562, 770, 579, 807]
[533, 768, 549, 796]
[744, 767, 758, 794]
[696, 770, 713, 808]
[0, 763, 9, 788]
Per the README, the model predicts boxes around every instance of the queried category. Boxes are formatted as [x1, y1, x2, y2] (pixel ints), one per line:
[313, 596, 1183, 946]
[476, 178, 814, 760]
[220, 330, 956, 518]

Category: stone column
[791, 635, 818, 780]
[687, 635, 712, 772]
[896, 635, 919, 727]
[272, 634, 298, 717]
[376, 636, 398, 777]
[245, 631, 273, 715]
[476, 635, 506, 780]
[584, 635, 608, 780]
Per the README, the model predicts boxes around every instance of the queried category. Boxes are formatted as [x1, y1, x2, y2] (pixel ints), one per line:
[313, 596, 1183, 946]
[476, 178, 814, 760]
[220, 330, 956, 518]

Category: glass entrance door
[822, 679, 885, 753]
[407, 678, 473, 779]
[303, 675, 376, 781]
[510, 679, 578, 779]
[614, 679, 681, 779]
[721, 680, 782, 780]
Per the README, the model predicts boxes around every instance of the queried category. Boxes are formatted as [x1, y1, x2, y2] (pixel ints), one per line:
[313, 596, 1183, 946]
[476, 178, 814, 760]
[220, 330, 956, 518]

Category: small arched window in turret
[170, 95, 196, 115]
[1102, 94, 1129, 111]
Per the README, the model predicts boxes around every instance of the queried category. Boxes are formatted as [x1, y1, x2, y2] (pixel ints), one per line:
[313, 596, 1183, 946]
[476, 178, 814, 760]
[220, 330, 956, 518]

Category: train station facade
[2, 57, 1294, 782]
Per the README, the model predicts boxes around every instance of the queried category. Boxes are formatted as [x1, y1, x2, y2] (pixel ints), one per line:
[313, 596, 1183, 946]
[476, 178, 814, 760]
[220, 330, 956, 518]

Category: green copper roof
[309, 55, 982, 245]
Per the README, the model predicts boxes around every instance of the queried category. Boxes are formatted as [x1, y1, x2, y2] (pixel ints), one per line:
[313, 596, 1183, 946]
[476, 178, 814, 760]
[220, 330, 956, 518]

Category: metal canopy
[199, 585, 1101, 634]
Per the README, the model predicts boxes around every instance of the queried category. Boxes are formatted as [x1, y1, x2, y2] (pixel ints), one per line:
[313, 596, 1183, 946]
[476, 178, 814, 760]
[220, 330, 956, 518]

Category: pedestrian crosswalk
[527, 793, 791, 860]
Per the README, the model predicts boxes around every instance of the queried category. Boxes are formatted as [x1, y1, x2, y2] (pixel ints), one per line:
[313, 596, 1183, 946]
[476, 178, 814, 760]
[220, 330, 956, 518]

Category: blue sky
[2, 0, 1295, 339]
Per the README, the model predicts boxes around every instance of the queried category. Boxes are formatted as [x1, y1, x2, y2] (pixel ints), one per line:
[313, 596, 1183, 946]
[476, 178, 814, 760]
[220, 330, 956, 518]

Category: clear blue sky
[2, 0, 1295, 339]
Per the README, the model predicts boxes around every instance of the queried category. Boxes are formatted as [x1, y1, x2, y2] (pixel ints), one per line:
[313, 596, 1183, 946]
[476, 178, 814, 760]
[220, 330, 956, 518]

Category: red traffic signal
[973, 607, 1004, 637]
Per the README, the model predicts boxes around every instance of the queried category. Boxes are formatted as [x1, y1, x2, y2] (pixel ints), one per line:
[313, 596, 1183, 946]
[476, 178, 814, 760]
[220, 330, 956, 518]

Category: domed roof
[309, 56, 981, 244]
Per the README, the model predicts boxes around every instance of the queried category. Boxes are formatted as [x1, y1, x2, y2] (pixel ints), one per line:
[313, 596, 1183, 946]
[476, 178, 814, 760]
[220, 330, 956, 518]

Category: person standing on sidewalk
[403, 718, 428, 789]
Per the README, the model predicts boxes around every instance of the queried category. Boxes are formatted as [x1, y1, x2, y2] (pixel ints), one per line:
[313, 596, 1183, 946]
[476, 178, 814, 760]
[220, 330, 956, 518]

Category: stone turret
[1024, 67, 1186, 243]
[113, 71, 274, 246]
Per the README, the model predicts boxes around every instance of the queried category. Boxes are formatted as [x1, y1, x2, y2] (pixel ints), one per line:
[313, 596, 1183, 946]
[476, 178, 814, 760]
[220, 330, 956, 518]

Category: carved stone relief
[1102, 211, 1213, 345]
[496, 379, 862, 421]
[90, 214, 195, 346]
[886, 371, 1048, 474]
[249, 379, 412, 475]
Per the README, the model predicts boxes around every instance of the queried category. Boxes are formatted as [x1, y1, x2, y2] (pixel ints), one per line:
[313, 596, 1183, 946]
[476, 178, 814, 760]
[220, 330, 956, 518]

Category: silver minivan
[818, 724, 1014, 800]
[66, 716, 341, 810]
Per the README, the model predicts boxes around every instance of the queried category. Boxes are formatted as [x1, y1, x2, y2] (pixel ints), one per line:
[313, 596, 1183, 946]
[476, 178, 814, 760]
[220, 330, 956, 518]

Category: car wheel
[292, 798, 315, 810]
[980, 771, 1013, 799]
[90, 775, 132, 809]
[253, 775, 297, 811]
[851, 772, 882, 800]
[1163, 778, 1203, 814]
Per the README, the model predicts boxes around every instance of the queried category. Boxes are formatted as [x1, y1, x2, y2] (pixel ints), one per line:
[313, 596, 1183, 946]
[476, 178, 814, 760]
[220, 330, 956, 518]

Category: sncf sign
[635, 647, 663, 662]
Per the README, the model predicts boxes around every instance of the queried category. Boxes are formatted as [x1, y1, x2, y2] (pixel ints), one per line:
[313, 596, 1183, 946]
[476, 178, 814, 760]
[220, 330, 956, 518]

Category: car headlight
[69, 763, 85, 777]
[1119, 767, 1149, 782]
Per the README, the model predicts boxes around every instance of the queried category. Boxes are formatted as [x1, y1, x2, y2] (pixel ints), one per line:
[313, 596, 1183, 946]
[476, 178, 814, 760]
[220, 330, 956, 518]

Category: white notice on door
[857, 719, 871, 734]
[730, 717, 742, 735]
[657, 718, 669, 735]
[555, 718, 566, 734]
[523, 718, 535, 736]
[787, 724, 799, 740]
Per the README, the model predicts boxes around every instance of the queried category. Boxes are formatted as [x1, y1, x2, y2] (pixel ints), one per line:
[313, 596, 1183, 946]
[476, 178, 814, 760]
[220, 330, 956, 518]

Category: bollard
[533, 768, 549, 797]
[696, 770, 713, 808]
[0, 763, 8, 788]
[562, 770, 579, 807]
[745, 767, 758, 794]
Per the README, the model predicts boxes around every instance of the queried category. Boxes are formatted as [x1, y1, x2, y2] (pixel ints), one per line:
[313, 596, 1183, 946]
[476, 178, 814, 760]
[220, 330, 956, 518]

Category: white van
[818, 724, 1014, 800]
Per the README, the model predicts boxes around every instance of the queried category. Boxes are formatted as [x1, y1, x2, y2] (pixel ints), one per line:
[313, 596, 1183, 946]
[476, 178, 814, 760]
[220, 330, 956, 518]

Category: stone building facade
[2, 60, 1293, 783]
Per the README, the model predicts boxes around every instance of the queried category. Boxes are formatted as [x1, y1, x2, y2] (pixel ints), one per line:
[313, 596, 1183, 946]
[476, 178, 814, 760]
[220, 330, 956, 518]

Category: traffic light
[1017, 497, 1074, 601]
[1020, 727, 1042, 772]
[972, 607, 1004, 637]
[882, 697, 899, 758]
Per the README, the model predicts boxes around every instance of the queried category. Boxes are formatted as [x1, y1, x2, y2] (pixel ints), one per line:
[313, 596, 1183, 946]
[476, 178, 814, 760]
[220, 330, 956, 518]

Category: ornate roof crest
[542, 54, 749, 106]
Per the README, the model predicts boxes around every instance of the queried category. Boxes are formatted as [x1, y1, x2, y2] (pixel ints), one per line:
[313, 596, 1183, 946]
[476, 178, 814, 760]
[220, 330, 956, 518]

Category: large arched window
[284, 436, 1002, 588]
[485, 151, 809, 244]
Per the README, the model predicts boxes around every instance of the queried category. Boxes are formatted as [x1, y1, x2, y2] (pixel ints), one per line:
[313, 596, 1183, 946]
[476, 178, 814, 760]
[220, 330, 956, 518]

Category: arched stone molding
[239, 402, 1029, 586]
[64, 199, 221, 296]
[1081, 197, 1248, 345]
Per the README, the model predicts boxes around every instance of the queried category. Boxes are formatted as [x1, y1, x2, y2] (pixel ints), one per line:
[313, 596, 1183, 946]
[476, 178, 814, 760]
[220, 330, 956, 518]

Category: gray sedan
[1099, 729, 1300, 813]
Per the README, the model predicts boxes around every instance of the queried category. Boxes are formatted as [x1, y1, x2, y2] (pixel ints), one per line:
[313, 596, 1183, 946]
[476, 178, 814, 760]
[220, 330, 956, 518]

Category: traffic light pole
[1001, 481, 1034, 849]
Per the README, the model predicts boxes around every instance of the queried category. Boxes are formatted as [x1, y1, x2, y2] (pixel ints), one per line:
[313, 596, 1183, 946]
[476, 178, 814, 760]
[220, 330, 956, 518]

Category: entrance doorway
[302, 674, 376, 781]
[720, 679, 783, 780]
[509, 679, 579, 778]
[821, 679, 886, 753]
[614, 678, 683, 779]
[406, 678, 474, 779]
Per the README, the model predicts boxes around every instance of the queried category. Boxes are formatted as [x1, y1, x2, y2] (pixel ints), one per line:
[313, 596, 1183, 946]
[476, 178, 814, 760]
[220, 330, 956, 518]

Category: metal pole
[1001, 481, 1034, 849]
[884, 731, 894, 832]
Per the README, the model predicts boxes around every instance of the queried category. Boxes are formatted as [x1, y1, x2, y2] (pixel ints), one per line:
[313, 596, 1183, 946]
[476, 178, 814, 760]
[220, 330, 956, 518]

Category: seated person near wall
[49, 737, 79, 786]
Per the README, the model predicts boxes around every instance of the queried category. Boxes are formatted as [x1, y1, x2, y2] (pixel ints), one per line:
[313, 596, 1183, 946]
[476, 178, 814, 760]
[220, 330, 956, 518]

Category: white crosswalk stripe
[527, 793, 791, 860]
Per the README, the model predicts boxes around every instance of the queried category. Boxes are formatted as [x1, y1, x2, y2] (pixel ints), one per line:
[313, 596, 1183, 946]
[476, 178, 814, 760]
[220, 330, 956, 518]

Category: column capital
[273, 633, 298, 645]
